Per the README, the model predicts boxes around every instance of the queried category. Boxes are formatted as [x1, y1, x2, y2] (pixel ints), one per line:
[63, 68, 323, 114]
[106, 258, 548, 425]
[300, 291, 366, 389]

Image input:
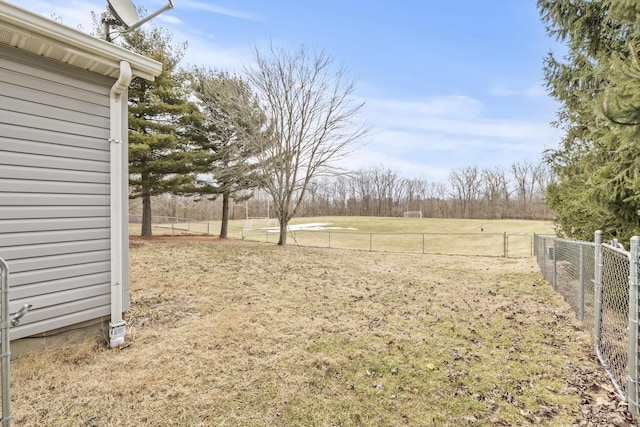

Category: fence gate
[627, 237, 640, 416]
[593, 232, 634, 406]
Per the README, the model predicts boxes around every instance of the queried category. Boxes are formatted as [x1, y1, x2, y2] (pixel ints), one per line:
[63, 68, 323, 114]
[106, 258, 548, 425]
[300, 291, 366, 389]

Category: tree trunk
[141, 185, 152, 237]
[278, 220, 287, 245]
[220, 192, 230, 238]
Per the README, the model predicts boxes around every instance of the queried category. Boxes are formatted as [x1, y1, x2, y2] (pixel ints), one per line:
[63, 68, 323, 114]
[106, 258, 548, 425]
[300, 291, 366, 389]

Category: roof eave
[0, 1, 162, 81]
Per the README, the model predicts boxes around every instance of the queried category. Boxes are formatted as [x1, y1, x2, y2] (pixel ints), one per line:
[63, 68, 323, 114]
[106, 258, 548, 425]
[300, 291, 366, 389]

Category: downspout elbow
[111, 61, 132, 105]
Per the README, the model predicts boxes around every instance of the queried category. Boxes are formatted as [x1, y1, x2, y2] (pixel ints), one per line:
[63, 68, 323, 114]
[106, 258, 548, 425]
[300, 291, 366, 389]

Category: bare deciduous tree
[246, 43, 369, 245]
[370, 166, 401, 216]
[449, 166, 482, 218]
[481, 167, 511, 219]
[512, 160, 545, 218]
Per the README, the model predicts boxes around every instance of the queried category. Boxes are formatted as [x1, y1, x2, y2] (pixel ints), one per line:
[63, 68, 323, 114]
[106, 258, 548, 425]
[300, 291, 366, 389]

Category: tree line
[136, 160, 553, 222]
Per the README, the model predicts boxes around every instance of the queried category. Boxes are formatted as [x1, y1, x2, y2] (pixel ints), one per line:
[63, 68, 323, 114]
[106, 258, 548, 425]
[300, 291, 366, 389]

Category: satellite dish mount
[102, 0, 174, 42]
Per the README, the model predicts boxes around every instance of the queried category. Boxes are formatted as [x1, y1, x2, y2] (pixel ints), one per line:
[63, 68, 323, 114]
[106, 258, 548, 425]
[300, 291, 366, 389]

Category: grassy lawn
[10, 238, 603, 426]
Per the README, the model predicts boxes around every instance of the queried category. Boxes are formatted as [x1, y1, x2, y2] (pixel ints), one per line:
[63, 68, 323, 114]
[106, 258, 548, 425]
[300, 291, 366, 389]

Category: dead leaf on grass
[520, 409, 542, 424]
[489, 417, 512, 426]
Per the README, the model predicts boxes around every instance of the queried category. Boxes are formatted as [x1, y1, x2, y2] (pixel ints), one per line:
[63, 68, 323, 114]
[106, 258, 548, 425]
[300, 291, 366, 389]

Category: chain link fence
[597, 243, 631, 398]
[129, 215, 213, 236]
[534, 232, 640, 416]
[245, 230, 517, 256]
[538, 238, 596, 330]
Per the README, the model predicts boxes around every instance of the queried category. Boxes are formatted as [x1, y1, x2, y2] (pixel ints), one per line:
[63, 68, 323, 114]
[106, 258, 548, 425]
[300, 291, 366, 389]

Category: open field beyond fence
[9, 239, 619, 426]
[129, 216, 556, 257]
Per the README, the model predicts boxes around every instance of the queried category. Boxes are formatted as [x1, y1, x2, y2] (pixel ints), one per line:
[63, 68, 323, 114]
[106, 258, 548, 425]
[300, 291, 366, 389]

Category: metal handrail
[0, 257, 10, 426]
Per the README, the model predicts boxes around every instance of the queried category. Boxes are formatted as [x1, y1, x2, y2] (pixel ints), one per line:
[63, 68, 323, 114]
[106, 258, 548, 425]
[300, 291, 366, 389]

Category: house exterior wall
[0, 43, 129, 340]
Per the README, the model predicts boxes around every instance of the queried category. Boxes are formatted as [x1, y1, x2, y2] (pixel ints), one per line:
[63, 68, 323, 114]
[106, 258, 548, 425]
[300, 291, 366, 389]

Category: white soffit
[0, 0, 162, 81]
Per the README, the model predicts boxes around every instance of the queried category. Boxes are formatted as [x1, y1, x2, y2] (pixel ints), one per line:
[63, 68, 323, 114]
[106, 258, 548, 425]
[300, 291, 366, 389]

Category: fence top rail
[128, 215, 209, 224]
[543, 236, 596, 247]
[602, 242, 630, 257]
[279, 230, 510, 236]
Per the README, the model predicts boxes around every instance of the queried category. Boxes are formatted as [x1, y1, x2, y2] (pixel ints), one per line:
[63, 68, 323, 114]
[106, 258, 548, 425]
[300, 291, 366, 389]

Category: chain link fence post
[578, 244, 585, 321]
[503, 232, 507, 257]
[530, 234, 533, 257]
[552, 239, 557, 290]
[594, 230, 604, 362]
[627, 236, 640, 416]
[542, 236, 547, 279]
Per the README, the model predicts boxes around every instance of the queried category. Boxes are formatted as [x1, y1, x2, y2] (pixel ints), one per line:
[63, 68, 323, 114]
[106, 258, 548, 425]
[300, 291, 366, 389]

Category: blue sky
[23, 0, 563, 182]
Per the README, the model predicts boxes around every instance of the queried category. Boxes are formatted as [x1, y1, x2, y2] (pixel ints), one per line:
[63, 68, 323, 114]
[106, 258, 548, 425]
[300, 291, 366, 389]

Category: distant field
[130, 217, 556, 257]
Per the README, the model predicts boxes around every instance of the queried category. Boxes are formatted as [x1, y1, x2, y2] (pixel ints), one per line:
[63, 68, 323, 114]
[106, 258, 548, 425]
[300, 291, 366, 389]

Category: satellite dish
[107, 0, 140, 29]
[103, 0, 174, 41]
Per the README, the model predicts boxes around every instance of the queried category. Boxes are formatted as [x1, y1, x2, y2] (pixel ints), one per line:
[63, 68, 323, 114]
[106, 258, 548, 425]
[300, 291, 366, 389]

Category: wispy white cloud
[162, 24, 253, 71]
[489, 83, 547, 98]
[367, 95, 484, 118]
[157, 15, 183, 26]
[26, 0, 101, 33]
[336, 146, 452, 182]
[345, 94, 560, 180]
[177, 0, 262, 21]
[364, 96, 557, 141]
[179, 40, 253, 71]
[21, 0, 260, 35]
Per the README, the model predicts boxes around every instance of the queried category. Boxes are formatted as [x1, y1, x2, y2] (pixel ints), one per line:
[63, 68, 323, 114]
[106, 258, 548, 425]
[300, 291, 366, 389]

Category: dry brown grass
[10, 238, 605, 426]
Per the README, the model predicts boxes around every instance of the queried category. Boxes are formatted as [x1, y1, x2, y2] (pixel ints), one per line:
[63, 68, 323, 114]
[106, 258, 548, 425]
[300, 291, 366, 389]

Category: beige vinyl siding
[0, 43, 129, 340]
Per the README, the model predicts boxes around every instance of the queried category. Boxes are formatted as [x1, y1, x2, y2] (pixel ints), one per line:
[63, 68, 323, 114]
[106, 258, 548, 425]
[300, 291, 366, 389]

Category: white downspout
[109, 60, 132, 347]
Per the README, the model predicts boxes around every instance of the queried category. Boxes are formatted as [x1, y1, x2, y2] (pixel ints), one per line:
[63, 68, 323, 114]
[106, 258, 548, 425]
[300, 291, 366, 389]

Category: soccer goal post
[244, 216, 277, 231]
[403, 210, 422, 218]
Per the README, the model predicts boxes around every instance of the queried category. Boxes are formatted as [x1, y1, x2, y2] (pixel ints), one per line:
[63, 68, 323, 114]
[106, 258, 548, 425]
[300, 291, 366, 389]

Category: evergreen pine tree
[538, 0, 640, 241]
[186, 67, 266, 238]
[123, 26, 207, 236]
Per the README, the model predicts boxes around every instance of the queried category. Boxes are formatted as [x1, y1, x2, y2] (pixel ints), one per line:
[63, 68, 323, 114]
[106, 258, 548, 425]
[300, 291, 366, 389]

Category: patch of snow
[260, 223, 358, 232]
